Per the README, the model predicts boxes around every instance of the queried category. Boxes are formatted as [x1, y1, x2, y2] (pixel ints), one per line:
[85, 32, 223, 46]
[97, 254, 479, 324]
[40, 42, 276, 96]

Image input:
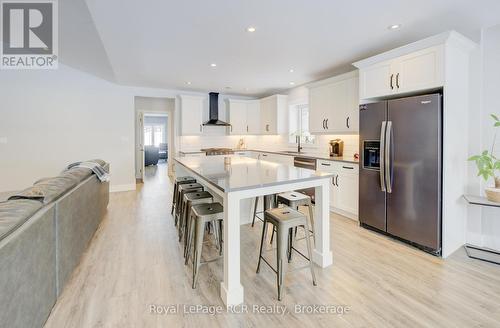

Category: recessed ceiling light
[388, 24, 401, 30]
[247, 26, 256, 33]
[185, 81, 191, 85]
[289, 68, 294, 73]
[289, 82, 295, 86]
[210, 63, 217, 67]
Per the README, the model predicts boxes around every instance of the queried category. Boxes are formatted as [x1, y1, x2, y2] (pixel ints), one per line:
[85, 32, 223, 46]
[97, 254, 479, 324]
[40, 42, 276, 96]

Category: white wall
[467, 24, 500, 250]
[0, 64, 135, 192]
[0, 63, 252, 193]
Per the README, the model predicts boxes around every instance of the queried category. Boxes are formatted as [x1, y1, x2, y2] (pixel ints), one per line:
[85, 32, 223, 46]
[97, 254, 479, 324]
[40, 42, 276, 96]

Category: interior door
[138, 112, 145, 182]
[386, 94, 442, 250]
[359, 101, 387, 231]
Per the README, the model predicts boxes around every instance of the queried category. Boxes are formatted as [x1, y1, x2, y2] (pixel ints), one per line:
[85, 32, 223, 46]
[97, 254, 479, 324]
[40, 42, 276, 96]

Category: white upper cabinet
[246, 101, 261, 134]
[308, 71, 359, 134]
[396, 45, 444, 94]
[228, 99, 260, 135]
[358, 59, 393, 99]
[228, 100, 248, 135]
[259, 95, 287, 135]
[355, 44, 444, 100]
[179, 95, 205, 135]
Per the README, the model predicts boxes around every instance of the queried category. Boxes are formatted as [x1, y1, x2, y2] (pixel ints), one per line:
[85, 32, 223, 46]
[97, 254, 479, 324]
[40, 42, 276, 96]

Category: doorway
[134, 97, 175, 183]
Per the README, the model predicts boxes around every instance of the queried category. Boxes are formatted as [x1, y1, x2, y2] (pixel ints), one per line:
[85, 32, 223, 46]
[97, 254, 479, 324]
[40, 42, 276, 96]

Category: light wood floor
[44, 163, 500, 328]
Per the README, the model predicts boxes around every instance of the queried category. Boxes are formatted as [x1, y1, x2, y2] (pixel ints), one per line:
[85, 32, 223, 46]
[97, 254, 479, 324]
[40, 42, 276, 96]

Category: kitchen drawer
[334, 162, 359, 175]
[317, 160, 358, 174]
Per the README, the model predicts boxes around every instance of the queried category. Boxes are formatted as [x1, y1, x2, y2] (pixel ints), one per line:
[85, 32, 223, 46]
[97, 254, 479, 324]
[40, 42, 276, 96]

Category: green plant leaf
[495, 122, 500, 127]
[482, 150, 489, 156]
[491, 113, 499, 121]
[468, 155, 481, 161]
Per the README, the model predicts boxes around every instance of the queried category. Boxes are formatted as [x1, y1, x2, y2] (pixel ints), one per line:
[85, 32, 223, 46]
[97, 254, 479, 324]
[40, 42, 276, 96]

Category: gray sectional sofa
[0, 161, 109, 328]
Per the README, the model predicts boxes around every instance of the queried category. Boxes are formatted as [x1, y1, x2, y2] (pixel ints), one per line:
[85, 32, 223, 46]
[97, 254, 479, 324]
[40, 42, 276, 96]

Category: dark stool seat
[171, 176, 196, 215]
[175, 183, 204, 226]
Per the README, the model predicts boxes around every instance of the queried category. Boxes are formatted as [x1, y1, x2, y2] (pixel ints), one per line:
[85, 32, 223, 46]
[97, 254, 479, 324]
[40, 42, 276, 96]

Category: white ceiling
[80, 0, 500, 97]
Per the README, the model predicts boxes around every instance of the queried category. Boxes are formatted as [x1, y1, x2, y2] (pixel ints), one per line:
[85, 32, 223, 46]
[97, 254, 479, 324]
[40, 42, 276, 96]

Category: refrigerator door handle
[385, 121, 393, 193]
[380, 121, 387, 192]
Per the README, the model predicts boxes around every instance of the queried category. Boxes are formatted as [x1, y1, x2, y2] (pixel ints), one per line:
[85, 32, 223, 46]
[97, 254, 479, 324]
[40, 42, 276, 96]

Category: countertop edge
[174, 157, 335, 193]
[179, 149, 359, 164]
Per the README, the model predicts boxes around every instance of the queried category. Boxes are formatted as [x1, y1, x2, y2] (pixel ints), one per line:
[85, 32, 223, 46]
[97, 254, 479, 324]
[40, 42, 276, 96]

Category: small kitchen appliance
[329, 139, 344, 157]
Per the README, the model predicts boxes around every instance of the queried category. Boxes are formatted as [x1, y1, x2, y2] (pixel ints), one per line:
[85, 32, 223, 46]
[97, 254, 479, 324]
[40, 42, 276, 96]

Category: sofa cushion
[10, 176, 78, 204]
[60, 167, 92, 183]
[0, 199, 43, 242]
[32, 176, 78, 204]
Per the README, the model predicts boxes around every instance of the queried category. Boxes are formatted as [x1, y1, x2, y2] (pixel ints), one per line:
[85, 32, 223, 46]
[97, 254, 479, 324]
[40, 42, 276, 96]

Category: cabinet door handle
[322, 119, 325, 129]
[342, 166, 354, 170]
[396, 73, 400, 89]
[200, 124, 202, 132]
[246, 125, 249, 132]
[346, 116, 350, 129]
[325, 119, 329, 129]
[335, 175, 339, 186]
[390, 74, 394, 90]
[321, 163, 331, 166]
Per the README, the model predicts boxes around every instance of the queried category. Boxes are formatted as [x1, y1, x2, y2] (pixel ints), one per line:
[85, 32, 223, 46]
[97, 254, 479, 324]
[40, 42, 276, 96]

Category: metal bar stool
[171, 176, 196, 215]
[180, 190, 213, 257]
[256, 206, 316, 301]
[251, 194, 277, 227]
[186, 202, 224, 289]
[175, 183, 204, 227]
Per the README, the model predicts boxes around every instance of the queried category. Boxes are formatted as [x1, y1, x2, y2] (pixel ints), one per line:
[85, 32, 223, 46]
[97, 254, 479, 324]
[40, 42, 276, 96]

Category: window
[144, 126, 153, 146]
[289, 104, 315, 145]
[144, 125, 164, 147]
[153, 126, 164, 147]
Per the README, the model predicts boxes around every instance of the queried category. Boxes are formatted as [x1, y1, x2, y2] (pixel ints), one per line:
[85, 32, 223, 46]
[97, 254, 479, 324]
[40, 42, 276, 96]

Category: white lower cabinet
[317, 160, 359, 220]
[257, 152, 293, 165]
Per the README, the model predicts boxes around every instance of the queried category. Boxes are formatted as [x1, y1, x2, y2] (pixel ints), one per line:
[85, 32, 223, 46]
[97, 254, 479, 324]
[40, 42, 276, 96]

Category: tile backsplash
[180, 133, 359, 160]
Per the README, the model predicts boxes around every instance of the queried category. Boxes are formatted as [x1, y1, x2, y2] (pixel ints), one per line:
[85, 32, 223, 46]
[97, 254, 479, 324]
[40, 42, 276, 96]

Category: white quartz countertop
[174, 155, 334, 192]
[179, 149, 359, 164]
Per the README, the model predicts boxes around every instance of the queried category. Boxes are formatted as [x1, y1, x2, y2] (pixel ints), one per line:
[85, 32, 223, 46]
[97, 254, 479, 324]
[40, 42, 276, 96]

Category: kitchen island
[174, 155, 334, 306]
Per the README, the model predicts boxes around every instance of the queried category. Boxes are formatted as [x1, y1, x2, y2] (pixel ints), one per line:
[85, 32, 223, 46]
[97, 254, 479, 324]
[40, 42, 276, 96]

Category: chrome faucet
[296, 135, 303, 153]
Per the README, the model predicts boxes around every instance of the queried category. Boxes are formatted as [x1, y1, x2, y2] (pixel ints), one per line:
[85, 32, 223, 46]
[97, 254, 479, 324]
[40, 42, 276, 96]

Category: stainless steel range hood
[203, 92, 231, 126]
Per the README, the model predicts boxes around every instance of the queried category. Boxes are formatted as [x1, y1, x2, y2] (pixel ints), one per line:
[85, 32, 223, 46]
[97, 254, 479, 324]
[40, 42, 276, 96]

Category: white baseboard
[331, 207, 358, 221]
[110, 184, 136, 193]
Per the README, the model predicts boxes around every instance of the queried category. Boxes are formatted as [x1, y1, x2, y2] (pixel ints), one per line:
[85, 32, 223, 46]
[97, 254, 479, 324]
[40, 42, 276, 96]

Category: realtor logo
[1, 0, 58, 69]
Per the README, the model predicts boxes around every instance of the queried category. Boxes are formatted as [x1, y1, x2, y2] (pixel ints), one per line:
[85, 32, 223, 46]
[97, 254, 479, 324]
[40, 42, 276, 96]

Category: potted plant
[469, 114, 500, 202]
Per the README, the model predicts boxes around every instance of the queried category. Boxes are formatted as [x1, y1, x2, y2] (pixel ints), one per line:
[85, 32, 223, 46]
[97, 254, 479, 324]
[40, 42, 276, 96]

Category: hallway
[44, 163, 500, 328]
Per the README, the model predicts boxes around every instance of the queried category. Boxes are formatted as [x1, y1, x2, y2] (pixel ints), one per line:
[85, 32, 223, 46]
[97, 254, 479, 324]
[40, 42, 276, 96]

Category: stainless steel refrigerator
[359, 93, 442, 254]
